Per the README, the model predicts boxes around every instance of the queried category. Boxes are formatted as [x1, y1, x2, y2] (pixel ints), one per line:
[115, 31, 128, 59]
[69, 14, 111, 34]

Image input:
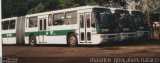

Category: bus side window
[91, 12, 96, 28]
[2, 21, 4, 30]
[86, 14, 91, 28]
[80, 15, 84, 28]
[53, 21, 58, 25]
[3, 21, 9, 30]
[26, 18, 28, 28]
[48, 14, 53, 26]
[9, 20, 16, 29]
[53, 13, 64, 26]
[29, 16, 38, 28]
[65, 11, 77, 25]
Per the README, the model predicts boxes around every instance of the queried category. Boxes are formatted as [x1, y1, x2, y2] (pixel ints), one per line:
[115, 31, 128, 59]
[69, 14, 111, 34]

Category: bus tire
[67, 33, 78, 47]
[29, 36, 36, 46]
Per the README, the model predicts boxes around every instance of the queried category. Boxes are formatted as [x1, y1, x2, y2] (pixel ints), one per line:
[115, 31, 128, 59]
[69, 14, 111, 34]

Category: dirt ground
[2, 40, 160, 63]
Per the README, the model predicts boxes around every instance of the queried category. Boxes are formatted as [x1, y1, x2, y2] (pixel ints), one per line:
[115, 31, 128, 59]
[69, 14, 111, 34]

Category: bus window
[29, 16, 38, 28]
[48, 14, 53, 26]
[39, 20, 43, 30]
[91, 12, 96, 28]
[81, 32, 84, 41]
[44, 19, 46, 30]
[53, 21, 58, 25]
[66, 11, 77, 25]
[2, 22, 4, 30]
[87, 32, 91, 40]
[2, 21, 9, 30]
[9, 20, 16, 29]
[86, 14, 90, 28]
[53, 13, 64, 26]
[80, 15, 84, 28]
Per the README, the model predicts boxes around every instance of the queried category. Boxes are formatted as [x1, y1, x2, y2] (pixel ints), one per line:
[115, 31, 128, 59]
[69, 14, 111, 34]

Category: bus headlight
[100, 35, 107, 38]
[100, 35, 107, 42]
[122, 34, 127, 36]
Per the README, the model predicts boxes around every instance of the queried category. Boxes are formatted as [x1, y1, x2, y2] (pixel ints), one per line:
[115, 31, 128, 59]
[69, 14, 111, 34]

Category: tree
[127, 0, 160, 12]
[2, 0, 129, 18]
[59, 0, 80, 9]
[2, 0, 29, 18]
[44, 0, 59, 11]
[27, 3, 45, 14]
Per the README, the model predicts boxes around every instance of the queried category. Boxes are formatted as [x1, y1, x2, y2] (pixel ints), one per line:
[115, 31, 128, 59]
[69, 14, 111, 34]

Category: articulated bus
[110, 8, 137, 41]
[129, 10, 150, 39]
[2, 6, 118, 46]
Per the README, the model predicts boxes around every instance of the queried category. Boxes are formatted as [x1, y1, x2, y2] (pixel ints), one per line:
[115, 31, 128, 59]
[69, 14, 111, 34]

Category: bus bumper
[100, 34, 118, 43]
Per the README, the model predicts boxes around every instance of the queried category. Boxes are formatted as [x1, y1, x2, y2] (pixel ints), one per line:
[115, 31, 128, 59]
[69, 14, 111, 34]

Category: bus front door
[79, 13, 92, 44]
[38, 16, 47, 44]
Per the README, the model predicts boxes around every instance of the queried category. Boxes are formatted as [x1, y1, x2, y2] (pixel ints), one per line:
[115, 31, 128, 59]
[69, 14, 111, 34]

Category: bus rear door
[38, 15, 48, 44]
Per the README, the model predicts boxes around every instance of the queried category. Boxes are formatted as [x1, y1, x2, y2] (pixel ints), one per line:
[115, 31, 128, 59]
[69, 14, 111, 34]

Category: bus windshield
[114, 10, 136, 32]
[93, 8, 119, 33]
[131, 11, 149, 31]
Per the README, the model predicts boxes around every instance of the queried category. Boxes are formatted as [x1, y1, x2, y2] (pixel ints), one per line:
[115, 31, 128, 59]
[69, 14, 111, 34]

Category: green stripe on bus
[2, 33, 16, 38]
[46, 29, 76, 36]
[2, 29, 76, 38]
[25, 29, 76, 36]
[96, 27, 101, 34]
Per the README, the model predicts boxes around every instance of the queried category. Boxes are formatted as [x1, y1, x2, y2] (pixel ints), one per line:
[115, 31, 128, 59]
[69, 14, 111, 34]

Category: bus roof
[2, 17, 17, 21]
[25, 6, 106, 17]
[127, 9, 143, 13]
[109, 8, 127, 13]
[2, 6, 107, 19]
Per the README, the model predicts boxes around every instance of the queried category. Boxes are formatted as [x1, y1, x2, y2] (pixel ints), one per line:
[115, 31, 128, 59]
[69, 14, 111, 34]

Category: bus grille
[128, 34, 134, 36]
[108, 35, 116, 38]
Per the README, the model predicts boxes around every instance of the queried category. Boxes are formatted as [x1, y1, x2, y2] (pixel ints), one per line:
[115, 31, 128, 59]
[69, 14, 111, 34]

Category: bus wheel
[67, 33, 78, 47]
[29, 36, 36, 46]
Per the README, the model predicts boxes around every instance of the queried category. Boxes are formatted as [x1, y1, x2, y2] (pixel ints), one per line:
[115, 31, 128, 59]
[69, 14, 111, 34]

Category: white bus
[110, 8, 137, 41]
[129, 10, 150, 39]
[2, 6, 118, 46]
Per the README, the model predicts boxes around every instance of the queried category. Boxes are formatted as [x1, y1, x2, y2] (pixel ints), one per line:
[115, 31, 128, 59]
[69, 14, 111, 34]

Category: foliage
[27, 3, 45, 14]
[127, 0, 160, 12]
[2, 0, 127, 18]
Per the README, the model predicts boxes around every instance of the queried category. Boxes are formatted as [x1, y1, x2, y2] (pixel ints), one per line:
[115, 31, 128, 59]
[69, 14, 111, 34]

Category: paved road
[2, 40, 160, 63]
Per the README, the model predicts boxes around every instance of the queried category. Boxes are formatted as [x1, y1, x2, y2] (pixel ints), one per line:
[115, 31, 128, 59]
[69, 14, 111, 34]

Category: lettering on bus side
[102, 29, 109, 33]
[49, 31, 56, 36]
